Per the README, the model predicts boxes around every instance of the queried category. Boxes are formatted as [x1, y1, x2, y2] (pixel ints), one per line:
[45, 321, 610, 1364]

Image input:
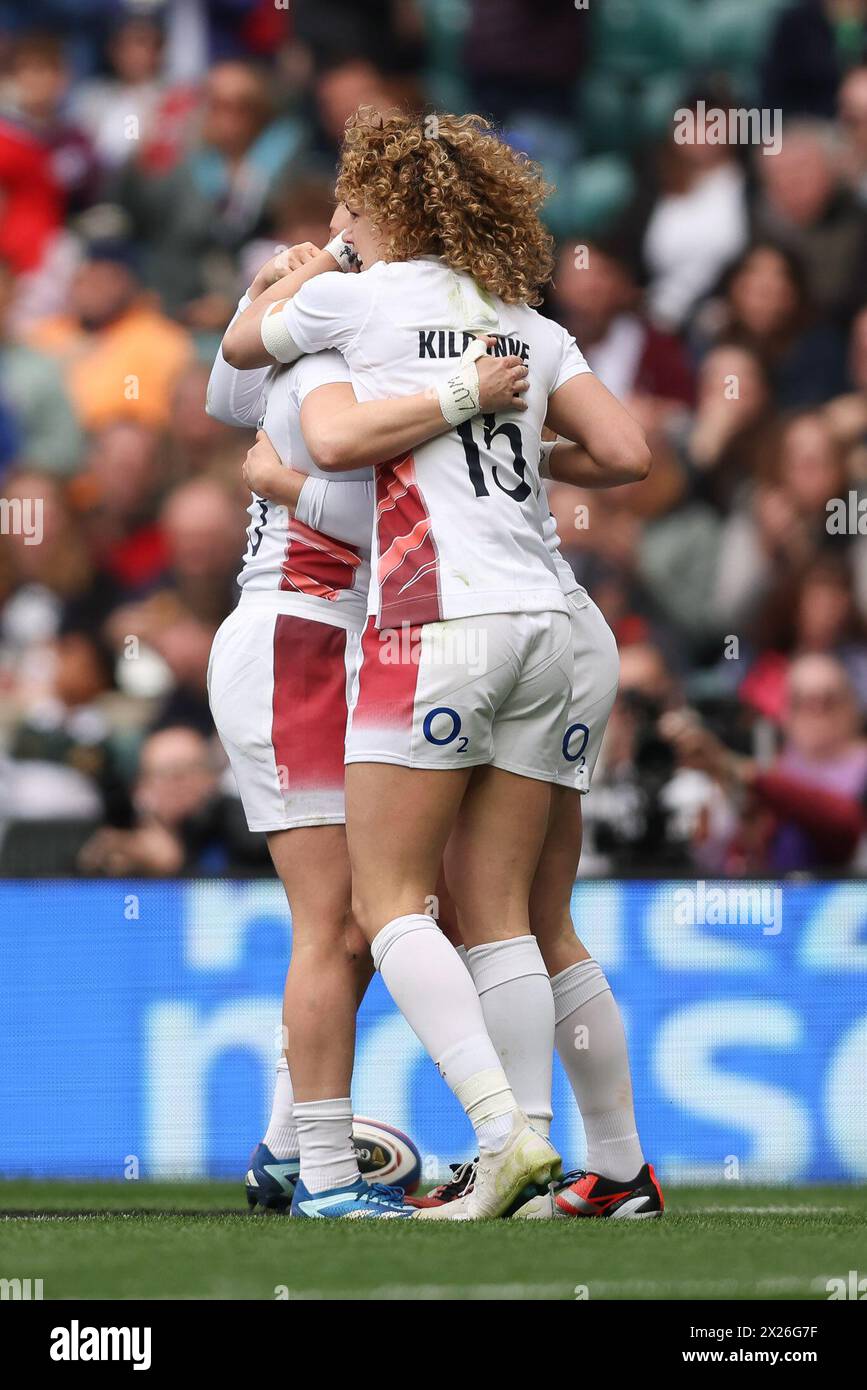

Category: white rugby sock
[466, 936, 555, 1137]
[262, 1055, 299, 1159]
[372, 914, 518, 1153]
[294, 1097, 361, 1194]
[552, 960, 644, 1181]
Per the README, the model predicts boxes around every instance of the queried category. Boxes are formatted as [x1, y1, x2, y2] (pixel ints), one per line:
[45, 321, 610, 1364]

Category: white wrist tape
[436, 337, 487, 426]
[539, 440, 556, 479]
[260, 298, 302, 364]
[324, 232, 360, 272]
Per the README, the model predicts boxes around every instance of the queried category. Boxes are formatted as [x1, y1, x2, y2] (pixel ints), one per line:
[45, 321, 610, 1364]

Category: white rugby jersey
[268, 257, 592, 629]
[207, 341, 373, 632]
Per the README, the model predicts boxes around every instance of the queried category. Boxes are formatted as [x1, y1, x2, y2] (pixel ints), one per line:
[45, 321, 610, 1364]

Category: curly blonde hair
[335, 108, 554, 305]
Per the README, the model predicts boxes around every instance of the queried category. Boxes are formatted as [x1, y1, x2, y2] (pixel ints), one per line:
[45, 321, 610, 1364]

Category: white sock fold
[262, 1054, 299, 1159]
[294, 1097, 361, 1194]
[371, 914, 518, 1154]
[552, 959, 644, 1182]
[466, 936, 554, 1136]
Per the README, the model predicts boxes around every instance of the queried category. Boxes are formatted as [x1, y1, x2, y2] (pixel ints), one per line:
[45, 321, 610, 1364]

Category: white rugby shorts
[344, 609, 574, 783]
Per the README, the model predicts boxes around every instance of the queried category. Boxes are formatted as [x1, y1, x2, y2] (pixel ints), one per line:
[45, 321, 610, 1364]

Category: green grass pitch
[2, 1182, 865, 1300]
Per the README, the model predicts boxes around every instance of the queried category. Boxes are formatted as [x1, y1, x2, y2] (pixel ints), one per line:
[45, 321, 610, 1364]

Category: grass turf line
[0, 1183, 864, 1301]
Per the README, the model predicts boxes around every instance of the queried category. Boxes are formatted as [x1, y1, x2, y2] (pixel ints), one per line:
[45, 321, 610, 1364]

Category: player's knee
[343, 918, 369, 963]
[291, 908, 351, 955]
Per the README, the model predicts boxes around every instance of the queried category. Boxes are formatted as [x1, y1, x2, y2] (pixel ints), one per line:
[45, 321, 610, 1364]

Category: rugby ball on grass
[351, 1118, 421, 1194]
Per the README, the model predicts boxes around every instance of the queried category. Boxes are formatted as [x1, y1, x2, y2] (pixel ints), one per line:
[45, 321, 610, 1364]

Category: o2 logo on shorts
[562, 721, 589, 764]
[422, 706, 469, 752]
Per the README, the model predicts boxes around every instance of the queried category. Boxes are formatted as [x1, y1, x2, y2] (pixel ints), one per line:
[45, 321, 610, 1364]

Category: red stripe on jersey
[375, 453, 441, 628]
[272, 615, 348, 790]
[351, 614, 421, 729]
[280, 519, 363, 601]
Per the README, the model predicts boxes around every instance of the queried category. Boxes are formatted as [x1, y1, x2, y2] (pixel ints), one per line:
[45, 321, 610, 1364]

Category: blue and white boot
[245, 1143, 301, 1212]
[290, 1177, 416, 1219]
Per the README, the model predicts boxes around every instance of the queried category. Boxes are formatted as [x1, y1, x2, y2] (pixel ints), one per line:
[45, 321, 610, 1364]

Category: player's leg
[532, 787, 643, 1166]
[248, 828, 375, 1212]
[271, 886, 373, 1121]
[347, 759, 560, 1217]
[265, 825, 367, 1197]
[435, 608, 576, 1149]
[344, 613, 562, 1217]
[211, 609, 408, 1218]
[346, 759, 515, 1150]
[527, 597, 662, 1215]
[443, 764, 556, 1138]
[269, 826, 357, 1100]
[529, 785, 662, 1215]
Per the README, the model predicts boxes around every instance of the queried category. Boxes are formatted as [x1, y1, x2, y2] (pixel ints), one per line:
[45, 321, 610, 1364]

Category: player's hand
[242, 430, 285, 496]
[248, 243, 321, 298]
[241, 436, 283, 503]
[475, 351, 529, 414]
[273, 242, 322, 274]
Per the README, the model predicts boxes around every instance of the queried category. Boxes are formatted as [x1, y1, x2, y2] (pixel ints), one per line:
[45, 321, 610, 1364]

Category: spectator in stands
[550, 237, 695, 427]
[28, 215, 193, 430]
[77, 725, 266, 875]
[623, 94, 749, 332]
[240, 174, 334, 290]
[739, 555, 867, 720]
[696, 242, 848, 407]
[0, 469, 94, 698]
[0, 257, 83, 475]
[306, 56, 407, 167]
[752, 120, 867, 323]
[73, 421, 169, 599]
[462, 0, 586, 125]
[713, 409, 849, 634]
[159, 476, 243, 628]
[8, 624, 129, 825]
[582, 641, 735, 874]
[163, 362, 248, 483]
[679, 342, 780, 514]
[293, 0, 424, 77]
[118, 59, 304, 317]
[838, 63, 867, 201]
[823, 301, 867, 469]
[762, 0, 867, 120]
[664, 653, 867, 872]
[0, 72, 63, 274]
[104, 477, 242, 733]
[70, 13, 171, 172]
[4, 32, 100, 213]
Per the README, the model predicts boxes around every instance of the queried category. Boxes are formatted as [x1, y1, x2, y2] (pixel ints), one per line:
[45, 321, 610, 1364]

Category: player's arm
[300, 348, 529, 472]
[543, 436, 649, 489]
[225, 243, 374, 370]
[221, 234, 357, 369]
[242, 431, 372, 550]
[209, 241, 347, 417]
[206, 295, 272, 426]
[545, 373, 651, 484]
[242, 432, 305, 509]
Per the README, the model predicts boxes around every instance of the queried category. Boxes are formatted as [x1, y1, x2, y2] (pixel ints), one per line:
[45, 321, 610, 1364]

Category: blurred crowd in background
[1, 0, 867, 877]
